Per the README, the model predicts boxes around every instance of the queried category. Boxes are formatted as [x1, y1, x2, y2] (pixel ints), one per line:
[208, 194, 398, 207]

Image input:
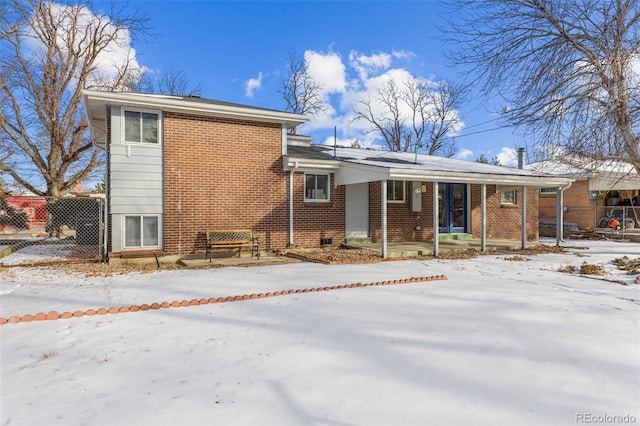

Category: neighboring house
[83, 90, 572, 262]
[527, 159, 640, 230]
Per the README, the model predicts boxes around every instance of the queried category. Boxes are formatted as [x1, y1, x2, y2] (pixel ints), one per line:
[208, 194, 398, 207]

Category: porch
[344, 235, 534, 258]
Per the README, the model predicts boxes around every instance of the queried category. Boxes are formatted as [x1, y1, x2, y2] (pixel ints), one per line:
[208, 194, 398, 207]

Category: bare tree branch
[0, 0, 149, 196]
[443, 0, 640, 174]
[279, 50, 325, 134]
[352, 77, 465, 156]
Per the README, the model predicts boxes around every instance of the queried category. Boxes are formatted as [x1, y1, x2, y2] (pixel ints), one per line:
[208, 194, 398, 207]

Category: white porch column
[556, 187, 564, 246]
[433, 181, 439, 257]
[381, 180, 388, 259]
[289, 171, 294, 246]
[481, 183, 486, 252]
[521, 186, 527, 249]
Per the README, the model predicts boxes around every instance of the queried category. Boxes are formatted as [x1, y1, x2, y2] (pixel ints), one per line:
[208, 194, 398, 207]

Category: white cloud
[496, 147, 518, 167]
[348, 50, 392, 81]
[305, 50, 347, 95]
[392, 49, 417, 60]
[244, 72, 263, 98]
[457, 149, 474, 160]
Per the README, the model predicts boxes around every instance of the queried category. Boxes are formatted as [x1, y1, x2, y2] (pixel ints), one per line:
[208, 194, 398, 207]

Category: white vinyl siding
[110, 107, 164, 252]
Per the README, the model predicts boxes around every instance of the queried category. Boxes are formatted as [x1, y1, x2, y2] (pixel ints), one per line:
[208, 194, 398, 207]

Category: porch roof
[285, 145, 573, 187]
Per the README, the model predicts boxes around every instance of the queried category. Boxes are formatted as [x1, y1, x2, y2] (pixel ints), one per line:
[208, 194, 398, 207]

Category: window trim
[387, 180, 405, 203]
[122, 214, 161, 249]
[122, 107, 162, 145]
[500, 189, 517, 205]
[540, 187, 557, 195]
[304, 173, 331, 202]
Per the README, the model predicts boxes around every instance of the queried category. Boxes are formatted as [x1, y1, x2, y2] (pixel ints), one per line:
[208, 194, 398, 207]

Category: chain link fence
[0, 196, 105, 266]
[540, 203, 639, 237]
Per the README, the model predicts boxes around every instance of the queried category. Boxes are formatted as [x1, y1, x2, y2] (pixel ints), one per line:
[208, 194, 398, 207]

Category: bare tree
[129, 67, 203, 96]
[444, 0, 640, 174]
[0, 0, 148, 196]
[279, 50, 325, 134]
[353, 78, 465, 156]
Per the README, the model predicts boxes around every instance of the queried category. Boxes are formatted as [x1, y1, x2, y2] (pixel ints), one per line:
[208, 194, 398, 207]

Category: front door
[438, 183, 467, 233]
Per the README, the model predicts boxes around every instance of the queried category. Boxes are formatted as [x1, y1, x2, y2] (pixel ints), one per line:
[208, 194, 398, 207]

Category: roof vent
[188, 93, 201, 98]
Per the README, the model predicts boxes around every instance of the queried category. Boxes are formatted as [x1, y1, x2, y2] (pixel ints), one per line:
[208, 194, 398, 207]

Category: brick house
[83, 90, 572, 261]
[527, 159, 640, 230]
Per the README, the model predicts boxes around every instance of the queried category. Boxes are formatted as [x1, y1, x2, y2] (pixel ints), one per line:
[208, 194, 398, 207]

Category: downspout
[556, 181, 573, 246]
[289, 162, 298, 246]
[90, 125, 109, 262]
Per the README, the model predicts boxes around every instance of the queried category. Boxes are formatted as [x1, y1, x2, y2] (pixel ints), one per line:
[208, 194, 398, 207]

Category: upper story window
[305, 173, 330, 201]
[124, 109, 160, 144]
[387, 180, 405, 203]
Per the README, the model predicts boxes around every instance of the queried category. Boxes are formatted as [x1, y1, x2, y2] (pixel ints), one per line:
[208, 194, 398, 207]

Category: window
[501, 189, 517, 205]
[305, 173, 329, 201]
[124, 110, 159, 144]
[124, 215, 159, 248]
[387, 180, 405, 203]
[540, 187, 557, 195]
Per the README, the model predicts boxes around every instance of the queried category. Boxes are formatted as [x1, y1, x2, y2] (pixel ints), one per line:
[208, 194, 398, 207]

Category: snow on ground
[1, 239, 639, 426]
[0, 243, 82, 266]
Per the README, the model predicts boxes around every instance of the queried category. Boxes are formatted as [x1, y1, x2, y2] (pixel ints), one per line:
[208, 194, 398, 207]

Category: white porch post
[481, 183, 486, 252]
[289, 171, 294, 246]
[381, 180, 388, 259]
[521, 186, 527, 249]
[556, 187, 564, 246]
[518, 148, 527, 250]
[433, 181, 439, 257]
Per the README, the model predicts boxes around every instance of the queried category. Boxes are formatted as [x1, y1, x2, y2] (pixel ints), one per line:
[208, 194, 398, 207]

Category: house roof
[526, 158, 640, 191]
[82, 90, 308, 148]
[285, 145, 574, 187]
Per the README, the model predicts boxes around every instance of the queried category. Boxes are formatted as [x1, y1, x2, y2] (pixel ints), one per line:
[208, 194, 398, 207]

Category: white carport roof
[526, 159, 640, 191]
[285, 146, 573, 187]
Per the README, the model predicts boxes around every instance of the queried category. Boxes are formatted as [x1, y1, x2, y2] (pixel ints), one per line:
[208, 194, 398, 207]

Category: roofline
[82, 89, 309, 127]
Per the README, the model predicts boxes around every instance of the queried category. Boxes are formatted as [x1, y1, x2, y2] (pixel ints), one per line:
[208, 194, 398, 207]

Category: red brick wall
[469, 185, 539, 241]
[368, 182, 539, 242]
[369, 181, 435, 242]
[291, 172, 345, 247]
[163, 112, 289, 255]
[539, 180, 599, 228]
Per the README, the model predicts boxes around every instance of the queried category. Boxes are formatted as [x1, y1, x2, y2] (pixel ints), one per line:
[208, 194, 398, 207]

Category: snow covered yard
[1, 239, 639, 426]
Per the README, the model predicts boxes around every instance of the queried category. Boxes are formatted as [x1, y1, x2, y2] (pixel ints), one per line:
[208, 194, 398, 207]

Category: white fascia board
[388, 169, 573, 187]
[589, 175, 640, 191]
[283, 156, 342, 171]
[82, 90, 308, 128]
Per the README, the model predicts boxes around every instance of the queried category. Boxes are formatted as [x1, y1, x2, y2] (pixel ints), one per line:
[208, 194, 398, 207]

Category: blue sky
[95, 0, 525, 166]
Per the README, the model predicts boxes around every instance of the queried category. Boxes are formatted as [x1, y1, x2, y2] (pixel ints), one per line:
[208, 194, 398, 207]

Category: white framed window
[123, 215, 159, 248]
[540, 187, 557, 195]
[501, 189, 517, 205]
[387, 180, 405, 203]
[305, 173, 330, 201]
[123, 109, 160, 144]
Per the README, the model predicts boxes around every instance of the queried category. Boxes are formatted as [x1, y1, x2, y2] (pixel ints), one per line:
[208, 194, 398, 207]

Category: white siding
[109, 107, 164, 252]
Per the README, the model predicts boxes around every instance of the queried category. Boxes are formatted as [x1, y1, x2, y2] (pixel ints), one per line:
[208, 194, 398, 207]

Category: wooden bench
[205, 229, 260, 261]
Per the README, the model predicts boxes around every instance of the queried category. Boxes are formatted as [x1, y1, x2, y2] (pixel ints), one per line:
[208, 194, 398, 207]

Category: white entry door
[346, 183, 369, 239]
